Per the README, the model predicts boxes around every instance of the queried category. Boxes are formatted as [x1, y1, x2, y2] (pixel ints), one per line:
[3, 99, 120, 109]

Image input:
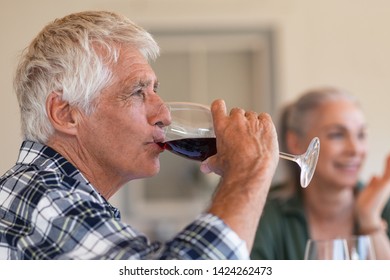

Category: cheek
[315, 144, 335, 166]
[97, 108, 140, 135]
[85, 105, 149, 148]
[358, 142, 368, 155]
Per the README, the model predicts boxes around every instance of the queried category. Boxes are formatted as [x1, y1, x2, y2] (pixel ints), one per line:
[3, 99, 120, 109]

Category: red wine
[158, 137, 217, 161]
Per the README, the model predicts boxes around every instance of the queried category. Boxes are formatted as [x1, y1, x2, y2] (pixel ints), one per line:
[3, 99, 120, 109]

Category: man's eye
[134, 89, 144, 95]
[131, 88, 145, 99]
[153, 81, 160, 93]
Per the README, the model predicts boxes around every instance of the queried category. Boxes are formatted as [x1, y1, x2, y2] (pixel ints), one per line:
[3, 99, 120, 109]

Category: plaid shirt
[0, 141, 248, 259]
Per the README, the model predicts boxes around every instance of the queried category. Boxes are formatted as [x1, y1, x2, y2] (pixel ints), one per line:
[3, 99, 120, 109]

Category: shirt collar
[17, 140, 120, 218]
[18, 140, 80, 178]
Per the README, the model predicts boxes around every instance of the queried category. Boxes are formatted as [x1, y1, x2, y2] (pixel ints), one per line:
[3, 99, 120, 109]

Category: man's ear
[285, 130, 306, 155]
[46, 92, 79, 136]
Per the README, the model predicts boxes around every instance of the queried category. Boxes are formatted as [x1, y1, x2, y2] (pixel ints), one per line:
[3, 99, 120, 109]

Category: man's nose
[154, 101, 171, 128]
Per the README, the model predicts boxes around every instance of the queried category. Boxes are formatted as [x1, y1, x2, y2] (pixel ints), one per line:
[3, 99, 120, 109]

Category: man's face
[76, 46, 170, 184]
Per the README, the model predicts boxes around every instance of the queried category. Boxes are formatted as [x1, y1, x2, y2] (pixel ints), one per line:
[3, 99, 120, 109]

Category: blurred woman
[250, 86, 390, 259]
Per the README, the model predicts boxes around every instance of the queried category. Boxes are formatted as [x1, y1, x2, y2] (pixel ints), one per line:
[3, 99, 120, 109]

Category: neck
[46, 135, 123, 200]
[304, 180, 356, 239]
[304, 184, 354, 216]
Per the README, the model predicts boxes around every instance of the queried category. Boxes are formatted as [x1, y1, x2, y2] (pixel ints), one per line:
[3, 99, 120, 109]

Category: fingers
[211, 99, 227, 119]
[210, 99, 275, 140]
[383, 154, 390, 179]
[211, 99, 267, 122]
[244, 110, 258, 120]
[203, 99, 278, 176]
[257, 112, 272, 125]
[378, 156, 390, 196]
[359, 155, 390, 214]
[373, 155, 390, 188]
[230, 107, 246, 116]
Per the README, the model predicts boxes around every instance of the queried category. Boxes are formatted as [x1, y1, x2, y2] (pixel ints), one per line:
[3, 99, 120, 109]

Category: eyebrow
[322, 123, 367, 131]
[132, 78, 159, 89]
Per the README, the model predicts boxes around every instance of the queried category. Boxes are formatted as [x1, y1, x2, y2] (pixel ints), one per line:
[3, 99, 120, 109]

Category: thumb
[200, 160, 212, 174]
[200, 156, 221, 175]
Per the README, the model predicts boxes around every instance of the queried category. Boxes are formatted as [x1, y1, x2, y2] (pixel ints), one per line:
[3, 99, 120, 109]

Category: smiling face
[300, 99, 367, 189]
[76, 46, 171, 186]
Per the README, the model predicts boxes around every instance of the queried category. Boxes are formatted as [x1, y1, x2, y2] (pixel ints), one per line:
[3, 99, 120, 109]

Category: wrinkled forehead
[115, 46, 156, 81]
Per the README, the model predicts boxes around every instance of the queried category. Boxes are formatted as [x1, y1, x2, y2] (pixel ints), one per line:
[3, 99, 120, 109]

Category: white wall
[2, 0, 390, 181]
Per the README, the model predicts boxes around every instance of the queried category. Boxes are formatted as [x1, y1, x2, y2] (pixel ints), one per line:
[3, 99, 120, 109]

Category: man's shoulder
[1, 141, 87, 192]
[0, 162, 99, 213]
[1, 164, 75, 189]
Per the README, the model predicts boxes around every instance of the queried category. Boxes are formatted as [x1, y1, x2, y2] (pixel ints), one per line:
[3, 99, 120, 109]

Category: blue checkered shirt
[0, 141, 248, 259]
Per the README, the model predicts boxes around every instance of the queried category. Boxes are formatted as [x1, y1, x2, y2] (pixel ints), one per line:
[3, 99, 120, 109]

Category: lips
[153, 136, 165, 144]
[334, 161, 361, 173]
[152, 129, 166, 144]
[151, 136, 166, 152]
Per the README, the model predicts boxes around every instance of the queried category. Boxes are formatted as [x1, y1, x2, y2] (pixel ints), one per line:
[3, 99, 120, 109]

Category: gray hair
[14, 11, 160, 143]
[283, 86, 359, 144]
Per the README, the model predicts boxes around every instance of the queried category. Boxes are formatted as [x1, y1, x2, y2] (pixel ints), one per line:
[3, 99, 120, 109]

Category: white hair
[284, 86, 360, 138]
[14, 11, 160, 143]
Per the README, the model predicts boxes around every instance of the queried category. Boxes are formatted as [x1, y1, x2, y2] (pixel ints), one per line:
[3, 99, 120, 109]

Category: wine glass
[346, 235, 376, 260]
[158, 102, 320, 188]
[304, 238, 350, 260]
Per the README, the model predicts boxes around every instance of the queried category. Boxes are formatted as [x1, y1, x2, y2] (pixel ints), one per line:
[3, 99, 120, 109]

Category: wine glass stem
[279, 151, 298, 163]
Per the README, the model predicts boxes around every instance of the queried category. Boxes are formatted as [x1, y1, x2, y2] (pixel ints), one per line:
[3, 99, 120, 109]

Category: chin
[129, 161, 160, 179]
[338, 179, 359, 189]
[146, 163, 161, 177]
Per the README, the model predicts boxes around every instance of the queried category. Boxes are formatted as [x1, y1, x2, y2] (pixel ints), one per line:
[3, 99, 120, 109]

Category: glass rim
[165, 101, 211, 111]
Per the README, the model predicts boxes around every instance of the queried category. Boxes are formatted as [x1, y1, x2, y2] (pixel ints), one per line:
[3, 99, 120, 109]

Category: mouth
[153, 135, 165, 145]
[151, 137, 166, 151]
[153, 128, 166, 144]
[334, 161, 361, 173]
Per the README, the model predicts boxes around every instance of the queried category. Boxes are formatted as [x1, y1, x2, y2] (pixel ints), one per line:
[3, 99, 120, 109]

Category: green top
[250, 182, 390, 260]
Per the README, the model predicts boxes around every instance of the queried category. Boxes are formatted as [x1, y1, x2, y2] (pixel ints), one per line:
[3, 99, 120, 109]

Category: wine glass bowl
[304, 238, 350, 260]
[347, 235, 376, 260]
[159, 102, 320, 188]
[159, 102, 216, 161]
[304, 235, 376, 260]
